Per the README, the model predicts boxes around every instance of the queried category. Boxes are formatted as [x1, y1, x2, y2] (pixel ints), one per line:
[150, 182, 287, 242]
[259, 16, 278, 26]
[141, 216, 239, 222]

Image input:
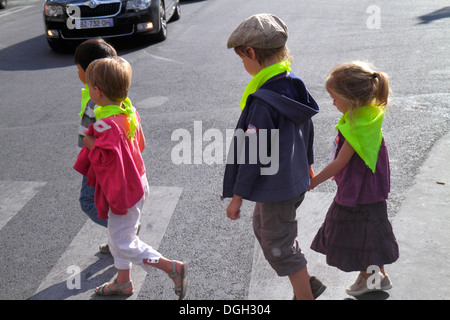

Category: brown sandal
[95, 279, 134, 297]
[169, 261, 188, 300]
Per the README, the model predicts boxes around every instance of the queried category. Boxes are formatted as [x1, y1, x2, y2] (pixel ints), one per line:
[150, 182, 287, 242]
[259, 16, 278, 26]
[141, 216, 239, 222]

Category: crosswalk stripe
[248, 192, 357, 300]
[31, 186, 183, 300]
[0, 180, 47, 231]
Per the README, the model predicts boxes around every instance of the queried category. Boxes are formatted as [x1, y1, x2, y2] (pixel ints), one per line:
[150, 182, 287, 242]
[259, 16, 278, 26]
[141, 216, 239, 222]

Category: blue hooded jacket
[222, 71, 319, 203]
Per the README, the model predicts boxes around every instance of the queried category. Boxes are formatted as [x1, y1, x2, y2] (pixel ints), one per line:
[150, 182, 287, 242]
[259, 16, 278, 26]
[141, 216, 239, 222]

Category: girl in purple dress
[309, 61, 399, 297]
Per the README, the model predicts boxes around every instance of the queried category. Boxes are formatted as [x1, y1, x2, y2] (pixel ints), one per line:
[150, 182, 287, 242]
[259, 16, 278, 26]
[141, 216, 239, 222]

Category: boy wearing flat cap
[223, 13, 325, 300]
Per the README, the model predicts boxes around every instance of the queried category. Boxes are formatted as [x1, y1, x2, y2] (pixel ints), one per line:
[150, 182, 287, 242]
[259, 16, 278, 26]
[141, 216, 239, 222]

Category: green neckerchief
[240, 61, 291, 110]
[93, 97, 138, 141]
[336, 105, 385, 173]
[79, 83, 91, 118]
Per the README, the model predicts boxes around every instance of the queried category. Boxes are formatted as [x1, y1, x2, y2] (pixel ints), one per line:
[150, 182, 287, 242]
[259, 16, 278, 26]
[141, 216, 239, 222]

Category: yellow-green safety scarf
[93, 97, 138, 141]
[336, 105, 384, 173]
[240, 61, 291, 110]
[79, 83, 91, 118]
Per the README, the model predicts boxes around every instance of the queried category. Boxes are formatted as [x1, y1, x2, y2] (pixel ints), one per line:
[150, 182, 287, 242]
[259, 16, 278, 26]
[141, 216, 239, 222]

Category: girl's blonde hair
[234, 45, 293, 68]
[86, 56, 132, 102]
[326, 61, 390, 111]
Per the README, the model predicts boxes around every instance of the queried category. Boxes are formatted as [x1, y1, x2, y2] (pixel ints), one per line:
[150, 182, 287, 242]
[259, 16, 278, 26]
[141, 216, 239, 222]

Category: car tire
[170, 0, 181, 22]
[0, 0, 7, 10]
[47, 38, 70, 53]
[153, 0, 167, 42]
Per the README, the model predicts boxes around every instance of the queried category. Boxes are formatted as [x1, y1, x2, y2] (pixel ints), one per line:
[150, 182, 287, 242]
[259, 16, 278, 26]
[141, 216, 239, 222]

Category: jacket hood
[249, 74, 319, 126]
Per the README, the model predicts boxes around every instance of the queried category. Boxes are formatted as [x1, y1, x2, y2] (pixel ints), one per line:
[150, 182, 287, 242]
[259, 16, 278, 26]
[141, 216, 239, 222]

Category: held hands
[227, 195, 243, 220]
[307, 141, 355, 191]
[308, 176, 318, 191]
[308, 165, 317, 191]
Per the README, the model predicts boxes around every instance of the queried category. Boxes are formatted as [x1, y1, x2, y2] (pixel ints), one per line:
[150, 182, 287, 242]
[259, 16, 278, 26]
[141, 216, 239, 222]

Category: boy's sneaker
[310, 276, 327, 299]
[99, 243, 111, 254]
[346, 272, 392, 297]
[292, 276, 327, 300]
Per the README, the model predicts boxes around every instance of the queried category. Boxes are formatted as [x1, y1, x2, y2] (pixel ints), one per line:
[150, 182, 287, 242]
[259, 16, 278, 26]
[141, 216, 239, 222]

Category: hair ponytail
[373, 71, 390, 107]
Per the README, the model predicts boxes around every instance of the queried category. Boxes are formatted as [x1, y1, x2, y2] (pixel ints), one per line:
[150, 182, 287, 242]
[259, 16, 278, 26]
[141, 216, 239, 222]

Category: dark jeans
[79, 175, 107, 227]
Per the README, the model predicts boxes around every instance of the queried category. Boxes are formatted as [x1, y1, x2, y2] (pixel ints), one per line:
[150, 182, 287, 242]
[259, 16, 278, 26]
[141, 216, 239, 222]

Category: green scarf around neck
[336, 105, 385, 173]
[240, 61, 291, 110]
[79, 83, 91, 118]
[93, 97, 138, 141]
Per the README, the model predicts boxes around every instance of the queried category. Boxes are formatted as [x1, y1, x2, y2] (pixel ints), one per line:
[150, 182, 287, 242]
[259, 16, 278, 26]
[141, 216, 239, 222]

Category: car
[43, 0, 180, 51]
[0, 0, 7, 10]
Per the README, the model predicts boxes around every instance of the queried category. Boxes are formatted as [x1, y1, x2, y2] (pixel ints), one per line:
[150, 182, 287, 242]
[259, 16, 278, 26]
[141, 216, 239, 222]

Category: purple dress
[310, 131, 399, 272]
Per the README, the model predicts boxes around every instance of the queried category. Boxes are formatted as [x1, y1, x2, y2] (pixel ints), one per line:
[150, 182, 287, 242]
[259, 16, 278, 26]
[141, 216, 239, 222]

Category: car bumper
[44, 9, 161, 40]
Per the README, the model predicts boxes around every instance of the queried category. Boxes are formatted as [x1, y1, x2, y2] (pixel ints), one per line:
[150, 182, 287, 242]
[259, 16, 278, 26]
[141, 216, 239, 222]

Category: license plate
[75, 18, 114, 29]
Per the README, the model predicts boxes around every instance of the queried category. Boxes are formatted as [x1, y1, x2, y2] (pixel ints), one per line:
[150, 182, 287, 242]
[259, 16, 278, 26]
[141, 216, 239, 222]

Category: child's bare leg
[98, 269, 133, 294]
[289, 266, 314, 300]
[144, 257, 184, 285]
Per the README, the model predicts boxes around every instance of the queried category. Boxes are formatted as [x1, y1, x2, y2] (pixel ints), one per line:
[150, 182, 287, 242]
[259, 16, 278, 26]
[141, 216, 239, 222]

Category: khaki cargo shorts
[253, 193, 307, 277]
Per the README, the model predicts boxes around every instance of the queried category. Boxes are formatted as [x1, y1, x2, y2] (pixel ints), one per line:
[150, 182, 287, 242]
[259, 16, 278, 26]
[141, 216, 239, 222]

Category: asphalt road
[0, 0, 449, 301]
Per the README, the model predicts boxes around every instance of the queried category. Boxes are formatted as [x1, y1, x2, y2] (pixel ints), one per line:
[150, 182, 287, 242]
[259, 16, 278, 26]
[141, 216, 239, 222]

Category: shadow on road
[0, 34, 165, 71]
[29, 252, 120, 300]
[417, 6, 450, 24]
[0, 35, 73, 71]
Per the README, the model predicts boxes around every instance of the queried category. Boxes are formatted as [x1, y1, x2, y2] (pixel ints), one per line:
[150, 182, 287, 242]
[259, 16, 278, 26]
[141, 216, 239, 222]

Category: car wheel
[170, 0, 181, 22]
[47, 38, 69, 53]
[154, 1, 167, 42]
[0, 0, 7, 10]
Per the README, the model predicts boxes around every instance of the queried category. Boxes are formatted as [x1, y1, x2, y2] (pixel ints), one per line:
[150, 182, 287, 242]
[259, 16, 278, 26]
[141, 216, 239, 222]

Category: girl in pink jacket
[74, 57, 187, 299]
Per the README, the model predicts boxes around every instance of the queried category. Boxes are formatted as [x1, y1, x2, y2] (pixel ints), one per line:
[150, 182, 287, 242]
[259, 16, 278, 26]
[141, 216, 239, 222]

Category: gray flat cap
[227, 13, 288, 49]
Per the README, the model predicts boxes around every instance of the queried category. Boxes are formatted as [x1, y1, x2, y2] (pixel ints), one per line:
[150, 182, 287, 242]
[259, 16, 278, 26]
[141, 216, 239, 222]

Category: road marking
[142, 50, 183, 65]
[137, 96, 169, 109]
[0, 5, 33, 18]
[428, 69, 450, 75]
[0, 180, 47, 231]
[31, 186, 183, 300]
[247, 192, 357, 300]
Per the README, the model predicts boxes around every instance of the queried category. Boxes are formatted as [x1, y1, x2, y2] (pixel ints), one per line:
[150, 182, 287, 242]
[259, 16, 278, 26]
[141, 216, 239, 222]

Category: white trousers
[107, 183, 162, 270]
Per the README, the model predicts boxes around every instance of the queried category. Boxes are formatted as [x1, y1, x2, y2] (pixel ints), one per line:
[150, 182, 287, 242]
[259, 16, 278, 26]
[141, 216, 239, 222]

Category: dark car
[43, 0, 180, 51]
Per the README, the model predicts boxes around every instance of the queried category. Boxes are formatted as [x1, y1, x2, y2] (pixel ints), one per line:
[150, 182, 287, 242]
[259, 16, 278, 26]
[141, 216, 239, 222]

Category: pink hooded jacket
[74, 112, 146, 219]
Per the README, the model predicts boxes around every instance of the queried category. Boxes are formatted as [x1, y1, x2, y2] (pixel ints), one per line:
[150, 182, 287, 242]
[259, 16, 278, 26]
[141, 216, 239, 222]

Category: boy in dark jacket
[223, 13, 325, 300]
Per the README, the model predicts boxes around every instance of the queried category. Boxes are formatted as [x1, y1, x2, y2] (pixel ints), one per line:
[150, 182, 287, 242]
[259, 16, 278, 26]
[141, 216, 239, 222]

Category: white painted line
[0, 180, 47, 231]
[0, 6, 33, 18]
[31, 186, 183, 300]
[142, 51, 183, 65]
[137, 96, 169, 109]
[248, 237, 292, 300]
[428, 70, 450, 75]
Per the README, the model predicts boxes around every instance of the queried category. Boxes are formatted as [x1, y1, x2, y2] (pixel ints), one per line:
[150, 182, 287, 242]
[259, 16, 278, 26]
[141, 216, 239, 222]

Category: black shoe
[292, 276, 327, 300]
[310, 276, 326, 299]
[99, 243, 111, 254]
